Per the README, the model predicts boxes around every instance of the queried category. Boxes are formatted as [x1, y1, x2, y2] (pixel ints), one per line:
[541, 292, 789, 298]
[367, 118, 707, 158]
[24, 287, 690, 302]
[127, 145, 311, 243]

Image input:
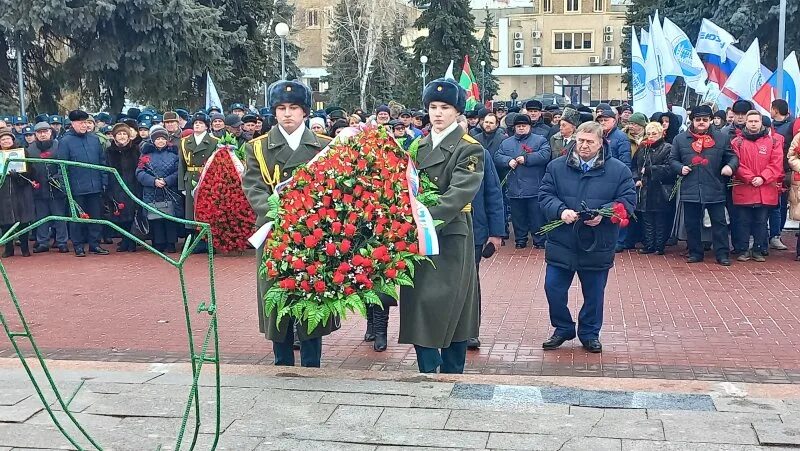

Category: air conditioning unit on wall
[514, 40, 525, 51]
[532, 57, 542, 66]
[532, 47, 542, 56]
[589, 56, 601, 65]
[604, 35, 613, 43]
[513, 52, 524, 66]
[513, 31, 523, 40]
[532, 30, 542, 39]
[604, 26, 613, 34]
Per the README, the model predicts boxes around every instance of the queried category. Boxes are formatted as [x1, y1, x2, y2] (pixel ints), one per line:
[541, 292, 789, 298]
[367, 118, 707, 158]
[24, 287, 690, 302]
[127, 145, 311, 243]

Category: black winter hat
[732, 99, 753, 114]
[422, 78, 467, 113]
[268, 80, 312, 114]
[375, 105, 391, 115]
[713, 110, 727, 121]
[690, 105, 713, 120]
[191, 112, 210, 127]
[513, 114, 532, 126]
[68, 110, 90, 121]
[524, 99, 543, 111]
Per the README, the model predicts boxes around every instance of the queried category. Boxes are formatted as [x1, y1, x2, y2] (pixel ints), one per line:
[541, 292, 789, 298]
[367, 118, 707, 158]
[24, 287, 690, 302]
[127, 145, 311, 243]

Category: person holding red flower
[495, 114, 552, 249]
[538, 121, 636, 353]
[398, 78, 484, 374]
[669, 105, 738, 266]
[106, 123, 141, 252]
[243, 79, 338, 368]
[730, 111, 784, 262]
[27, 122, 69, 253]
[632, 122, 675, 255]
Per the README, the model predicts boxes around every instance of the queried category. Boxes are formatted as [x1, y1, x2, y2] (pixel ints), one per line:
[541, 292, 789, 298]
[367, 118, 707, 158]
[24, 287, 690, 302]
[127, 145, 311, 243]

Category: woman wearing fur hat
[107, 123, 142, 252]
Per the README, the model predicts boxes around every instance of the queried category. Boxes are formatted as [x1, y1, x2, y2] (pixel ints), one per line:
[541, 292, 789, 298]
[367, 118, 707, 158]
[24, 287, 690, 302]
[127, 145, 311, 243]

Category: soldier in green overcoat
[178, 112, 219, 222]
[242, 80, 339, 368]
[179, 112, 218, 252]
[398, 78, 485, 374]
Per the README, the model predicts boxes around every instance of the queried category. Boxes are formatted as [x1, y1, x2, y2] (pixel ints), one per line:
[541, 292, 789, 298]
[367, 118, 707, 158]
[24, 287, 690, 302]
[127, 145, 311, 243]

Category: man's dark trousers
[70, 194, 103, 249]
[272, 325, 322, 368]
[544, 264, 609, 341]
[509, 197, 545, 246]
[683, 201, 729, 260]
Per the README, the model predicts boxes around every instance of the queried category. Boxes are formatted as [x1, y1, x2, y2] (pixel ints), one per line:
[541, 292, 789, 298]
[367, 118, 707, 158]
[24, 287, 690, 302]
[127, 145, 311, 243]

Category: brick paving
[2, 235, 800, 382]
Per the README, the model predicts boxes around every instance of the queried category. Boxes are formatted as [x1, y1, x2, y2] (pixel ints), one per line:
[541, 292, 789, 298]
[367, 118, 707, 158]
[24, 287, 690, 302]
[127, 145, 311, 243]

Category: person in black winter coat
[0, 128, 36, 257]
[669, 105, 738, 266]
[106, 123, 142, 252]
[28, 122, 68, 253]
[136, 127, 181, 253]
[633, 122, 675, 254]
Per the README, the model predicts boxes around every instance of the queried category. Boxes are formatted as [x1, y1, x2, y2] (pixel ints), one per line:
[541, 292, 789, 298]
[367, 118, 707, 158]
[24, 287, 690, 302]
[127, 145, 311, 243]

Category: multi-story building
[289, 0, 627, 108]
[473, 0, 628, 105]
[290, 0, 421, 108]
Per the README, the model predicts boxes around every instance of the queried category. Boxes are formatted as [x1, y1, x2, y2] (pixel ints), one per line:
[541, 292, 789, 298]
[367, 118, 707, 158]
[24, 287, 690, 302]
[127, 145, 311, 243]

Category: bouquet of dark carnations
[260, 126, 434, 333]
[537, 201, 631, 235]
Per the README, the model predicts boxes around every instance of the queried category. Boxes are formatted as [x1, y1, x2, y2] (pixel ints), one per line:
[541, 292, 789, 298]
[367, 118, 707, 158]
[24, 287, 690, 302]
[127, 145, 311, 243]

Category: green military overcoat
[242, 126, 341, 342]
[398, 126, 485, 349]
[178, 132, 218, 222]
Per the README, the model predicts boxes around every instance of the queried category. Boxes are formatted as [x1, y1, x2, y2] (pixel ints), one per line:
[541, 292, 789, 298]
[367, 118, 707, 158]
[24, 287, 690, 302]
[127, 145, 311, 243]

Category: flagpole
[681, 84, 689, 108]
[777, 0, 787, 96]
[205, 71, 210, 111]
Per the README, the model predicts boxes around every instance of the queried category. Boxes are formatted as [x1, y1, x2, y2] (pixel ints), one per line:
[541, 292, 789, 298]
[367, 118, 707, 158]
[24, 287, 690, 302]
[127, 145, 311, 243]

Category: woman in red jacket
[731, 111, 785, 262]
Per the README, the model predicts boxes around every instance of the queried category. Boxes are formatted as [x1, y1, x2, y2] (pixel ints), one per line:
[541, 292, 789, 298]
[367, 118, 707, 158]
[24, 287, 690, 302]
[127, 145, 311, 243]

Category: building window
[542, 0, 552, 13]
[554, 32, 593, 51]
[565, 0, 579, 12]
[307, 10, 319, 27]
[593, 0, 603, 11]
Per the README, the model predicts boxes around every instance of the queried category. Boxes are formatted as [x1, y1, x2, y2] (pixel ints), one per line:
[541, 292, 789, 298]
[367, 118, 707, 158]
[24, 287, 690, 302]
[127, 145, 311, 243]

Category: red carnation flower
[337, 262, 351, 273]
[353, 255, 365, 266]
[339, 239, 352, 253]
[331, 222, 342, 234]
[300, 280, 312, 292]
[307, 264, 318, 276]
[344, 223, 356, 237]
[325, 242, 337, 256]
[303, 235, 318, 248]
[408, 243, 419, 254]
[279, 279, 296, 290]
[291, 259, 305, 270]
[385, 268, 397, 279]
[314, 280, 326, 293]
[332, 272, 345, 284]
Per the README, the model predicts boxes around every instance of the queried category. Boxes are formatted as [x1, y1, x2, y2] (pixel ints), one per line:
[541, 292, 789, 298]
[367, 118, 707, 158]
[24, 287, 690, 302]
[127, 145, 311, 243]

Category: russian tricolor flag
[753, 52, 800, 117]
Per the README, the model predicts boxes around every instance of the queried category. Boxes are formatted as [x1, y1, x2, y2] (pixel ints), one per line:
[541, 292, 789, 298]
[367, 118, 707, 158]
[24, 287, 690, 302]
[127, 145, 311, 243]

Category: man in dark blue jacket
[538, 121, 636, 353]
[59, 110, 109, 257]
[468, 147, 505, 349]
[524, 100, 552, 137]
[495, 114, 552, 248]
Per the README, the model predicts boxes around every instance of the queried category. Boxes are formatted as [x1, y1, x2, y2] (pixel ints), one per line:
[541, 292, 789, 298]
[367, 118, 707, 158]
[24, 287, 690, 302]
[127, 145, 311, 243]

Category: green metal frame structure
[0, 157, 221, 450]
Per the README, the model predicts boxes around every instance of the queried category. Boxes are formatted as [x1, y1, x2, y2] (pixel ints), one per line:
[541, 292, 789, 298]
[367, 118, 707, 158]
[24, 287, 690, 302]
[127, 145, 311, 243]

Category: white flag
[631, 27, 657, 117]
[640, 28, 650, 59]
[695, 18, 737, 62]
[650, 12, 682, 92]
[205, 71, 223, 113]
[643, 20, 668, 115]
[722, 38, 765, 104]
[444, 60, 455, 80]
[662, 17, 708, 93]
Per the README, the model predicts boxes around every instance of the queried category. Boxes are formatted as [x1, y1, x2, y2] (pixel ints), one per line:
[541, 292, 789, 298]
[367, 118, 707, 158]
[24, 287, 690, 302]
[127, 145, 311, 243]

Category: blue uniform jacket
[538, 149, 636, 271]
[472, 149, 505, 246]
[494, 133, 551, 198]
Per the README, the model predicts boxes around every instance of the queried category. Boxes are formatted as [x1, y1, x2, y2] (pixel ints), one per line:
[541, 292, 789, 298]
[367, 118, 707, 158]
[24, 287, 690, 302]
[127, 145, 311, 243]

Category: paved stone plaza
[1, 361, 800, 450]
[1, 241, 800, 382]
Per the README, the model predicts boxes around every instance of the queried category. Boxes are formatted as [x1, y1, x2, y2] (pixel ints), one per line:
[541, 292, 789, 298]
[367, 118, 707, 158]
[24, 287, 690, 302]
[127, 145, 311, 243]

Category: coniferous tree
[475, 7, 499, 101]
[411, 0, 479, 81]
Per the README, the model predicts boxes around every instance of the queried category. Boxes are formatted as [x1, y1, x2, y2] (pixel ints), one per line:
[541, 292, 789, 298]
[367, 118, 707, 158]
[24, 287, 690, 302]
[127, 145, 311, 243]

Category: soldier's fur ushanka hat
[422, 78, 466, 114]
[268, 80, 312, 114]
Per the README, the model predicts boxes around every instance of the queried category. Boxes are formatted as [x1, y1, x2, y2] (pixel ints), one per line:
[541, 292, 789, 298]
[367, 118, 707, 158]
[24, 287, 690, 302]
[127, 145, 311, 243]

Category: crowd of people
[2, 81, 799, 370]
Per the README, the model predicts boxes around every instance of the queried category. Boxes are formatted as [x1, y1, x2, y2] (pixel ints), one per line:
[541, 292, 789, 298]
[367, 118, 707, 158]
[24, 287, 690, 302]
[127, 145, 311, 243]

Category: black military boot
[2, 242, 13, 258]
[373, 306, 389, 352]
[364, 305, 376, 342]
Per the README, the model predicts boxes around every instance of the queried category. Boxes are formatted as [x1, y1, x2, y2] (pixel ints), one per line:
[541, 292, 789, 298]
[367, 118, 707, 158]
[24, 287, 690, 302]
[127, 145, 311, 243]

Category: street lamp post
[420, 55, 428, 94]
[275, 22, 290, 80]
[480, 60, 486, 105]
